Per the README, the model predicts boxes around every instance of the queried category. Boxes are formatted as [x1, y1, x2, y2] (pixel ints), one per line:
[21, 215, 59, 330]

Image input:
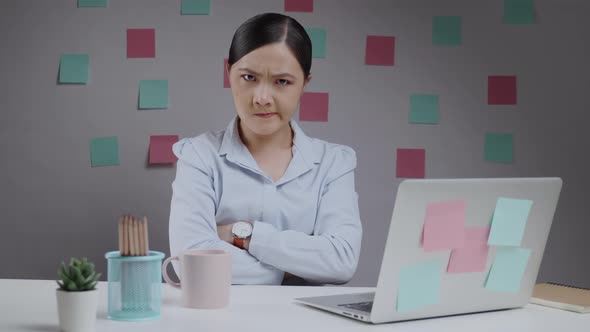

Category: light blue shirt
[169, 116, 362, 285]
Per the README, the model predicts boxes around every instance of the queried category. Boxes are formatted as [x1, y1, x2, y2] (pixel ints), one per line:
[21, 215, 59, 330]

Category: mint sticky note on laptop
[90, 136, 119, 167]
[397, 258, 443, 312]
[485, 247, 531, 292]
[488, 197, 533, 246]
[59, 54, 89, 84]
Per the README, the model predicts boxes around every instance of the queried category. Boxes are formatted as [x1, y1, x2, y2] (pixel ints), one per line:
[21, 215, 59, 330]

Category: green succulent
[57, 257, 101, 292]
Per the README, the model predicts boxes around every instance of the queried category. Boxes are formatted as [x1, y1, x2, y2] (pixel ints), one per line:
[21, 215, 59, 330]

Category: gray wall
[1, 0, 588, 287]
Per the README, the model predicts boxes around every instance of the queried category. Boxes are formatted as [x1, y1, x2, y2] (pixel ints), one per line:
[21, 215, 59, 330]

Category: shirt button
[264, 182, 276, 192]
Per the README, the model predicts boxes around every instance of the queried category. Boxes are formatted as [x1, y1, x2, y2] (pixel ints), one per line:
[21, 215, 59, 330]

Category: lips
[254, 113, 277, 118]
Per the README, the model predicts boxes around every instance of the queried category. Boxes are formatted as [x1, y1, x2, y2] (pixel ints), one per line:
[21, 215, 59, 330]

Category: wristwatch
[232, 221, 253, 249]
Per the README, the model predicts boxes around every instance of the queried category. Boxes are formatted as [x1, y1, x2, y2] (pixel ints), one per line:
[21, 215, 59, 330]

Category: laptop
[295, 177, 563, 324]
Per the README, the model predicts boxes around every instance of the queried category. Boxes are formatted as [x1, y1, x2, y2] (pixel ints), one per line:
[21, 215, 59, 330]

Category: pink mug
[162, 249, 232, 309]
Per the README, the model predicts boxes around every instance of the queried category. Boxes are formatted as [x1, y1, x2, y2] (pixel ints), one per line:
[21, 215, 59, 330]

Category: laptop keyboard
[338, 301, 373, 313]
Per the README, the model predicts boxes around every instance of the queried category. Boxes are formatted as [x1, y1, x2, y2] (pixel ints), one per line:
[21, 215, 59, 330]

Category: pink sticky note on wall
[448, 227, 490, 273]
[149, 135, 179, 164]
[396, 148, 425, 178]
[223, 58, 230, 88]
[127, 29, 156, 58]
[285, 0, 313, 12]
[365, 35, 395, 66]
[299, 92, 329, 122]
[423, 200, 466, 252]
[488, 75, 517, 105]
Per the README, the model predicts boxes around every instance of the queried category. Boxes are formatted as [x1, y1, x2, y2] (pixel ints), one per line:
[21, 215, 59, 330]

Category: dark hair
[228, 13, 312, 79]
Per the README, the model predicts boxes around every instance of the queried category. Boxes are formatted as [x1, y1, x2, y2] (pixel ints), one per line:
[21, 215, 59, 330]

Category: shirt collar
[290, 119, 322, 166]
[218, 116, 321, 183]
[218, 116, 241, 158]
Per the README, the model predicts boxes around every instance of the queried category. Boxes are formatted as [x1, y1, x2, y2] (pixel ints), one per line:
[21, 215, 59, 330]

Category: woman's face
[227, 42, 310, 137]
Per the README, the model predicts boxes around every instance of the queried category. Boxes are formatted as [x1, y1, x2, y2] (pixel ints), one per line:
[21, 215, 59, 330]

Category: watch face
[232, 221, 252, 238]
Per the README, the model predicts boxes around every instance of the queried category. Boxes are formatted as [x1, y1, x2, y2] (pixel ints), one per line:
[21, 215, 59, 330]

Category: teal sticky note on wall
[488, 197, 533, 246]
[181, 0, 210, 15]
[503, 0, 535, 24]
[409, 94, 439, 124]
[397, 258, 443, 312]
[484, 133, 513, 163]
[432, 16, 462, 46]
[305, 28, 327, 58]
[485, 247, 531, 292]
[90, 137, 119, 167]
[139, 80, 169, 109]
[59, 54, 89, 84]
[78, 0, 107, 7]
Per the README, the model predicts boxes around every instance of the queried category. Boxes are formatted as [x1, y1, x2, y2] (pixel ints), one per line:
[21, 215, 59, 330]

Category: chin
[242, 116, 284, 136]
[250, 123, 281, 137]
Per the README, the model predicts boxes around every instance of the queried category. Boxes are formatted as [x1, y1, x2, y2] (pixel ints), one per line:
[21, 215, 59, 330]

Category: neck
[238, 118, 293, 153]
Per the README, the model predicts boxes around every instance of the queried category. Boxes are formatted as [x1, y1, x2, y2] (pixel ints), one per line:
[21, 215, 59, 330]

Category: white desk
[0, 279, 588, 331]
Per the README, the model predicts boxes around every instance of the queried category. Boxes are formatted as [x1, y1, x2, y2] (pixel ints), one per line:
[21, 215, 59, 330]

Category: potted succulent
[56, 257, 101, 332]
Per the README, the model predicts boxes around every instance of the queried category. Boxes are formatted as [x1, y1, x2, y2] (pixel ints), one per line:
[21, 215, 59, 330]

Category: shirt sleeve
[248, 146, 363, 285]
[169, 138, 285, 285]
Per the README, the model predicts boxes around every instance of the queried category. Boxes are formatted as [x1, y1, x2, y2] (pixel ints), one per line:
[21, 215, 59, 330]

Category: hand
[217, 223, 234, 244]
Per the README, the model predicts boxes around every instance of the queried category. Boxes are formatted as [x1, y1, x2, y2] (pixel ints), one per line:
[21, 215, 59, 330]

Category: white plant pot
[56, 289, 99, 332]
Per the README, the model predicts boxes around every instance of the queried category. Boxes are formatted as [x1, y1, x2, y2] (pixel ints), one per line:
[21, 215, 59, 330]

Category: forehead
[234, 42, 303, 76]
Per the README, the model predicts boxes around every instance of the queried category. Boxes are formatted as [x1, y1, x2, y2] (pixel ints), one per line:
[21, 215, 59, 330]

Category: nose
[253, 83, 272, 107]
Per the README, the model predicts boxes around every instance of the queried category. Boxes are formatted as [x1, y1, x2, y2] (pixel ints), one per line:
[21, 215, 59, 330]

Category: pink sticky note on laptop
[285, 0, 313, 12]
[423, 200, 466, 252]
[448, 226, 490, 273]
[149, 135, 179, 164]
[299, 92, 329, 122]
[127, 28, 156, 58]
[365, 35, 395, 66]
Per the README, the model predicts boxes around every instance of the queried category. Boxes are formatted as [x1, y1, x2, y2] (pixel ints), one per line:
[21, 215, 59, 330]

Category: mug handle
[162, 256, 181, 289]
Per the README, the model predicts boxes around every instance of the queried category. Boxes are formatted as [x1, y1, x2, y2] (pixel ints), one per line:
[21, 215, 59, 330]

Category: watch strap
[233, 237, 245, 249]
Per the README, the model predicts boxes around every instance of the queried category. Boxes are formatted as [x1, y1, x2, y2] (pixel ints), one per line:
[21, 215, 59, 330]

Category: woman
[169, 13, 362, 285]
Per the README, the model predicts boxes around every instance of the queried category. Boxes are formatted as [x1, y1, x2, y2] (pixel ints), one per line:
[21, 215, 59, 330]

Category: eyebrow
[237, 67, 296, 79]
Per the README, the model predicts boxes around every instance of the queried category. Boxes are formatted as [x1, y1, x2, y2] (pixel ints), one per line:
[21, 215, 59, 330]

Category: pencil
[123, 215, 129, 256]
[134, 216, 140, 256]
[127, 215, 133, 256]
[138, 218, 145, 256]
[118, 216, 124, 255]
[143, 216, 150, 255]
[132, 216, 138, 256]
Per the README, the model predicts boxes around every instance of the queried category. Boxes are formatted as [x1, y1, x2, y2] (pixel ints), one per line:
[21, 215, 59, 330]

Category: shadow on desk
[7, 323, 57, 332]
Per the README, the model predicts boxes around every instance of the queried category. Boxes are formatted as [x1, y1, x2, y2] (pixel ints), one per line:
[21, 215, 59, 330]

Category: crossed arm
[169, 140, 362, 285]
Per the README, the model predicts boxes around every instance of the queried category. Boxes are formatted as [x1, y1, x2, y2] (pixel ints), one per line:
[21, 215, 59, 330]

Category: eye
[241, 74, 255, 82]
[276, 79, 290, 86]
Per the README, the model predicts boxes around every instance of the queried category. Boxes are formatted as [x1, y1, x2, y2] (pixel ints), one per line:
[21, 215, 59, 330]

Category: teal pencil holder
[105, 251, 165, 321]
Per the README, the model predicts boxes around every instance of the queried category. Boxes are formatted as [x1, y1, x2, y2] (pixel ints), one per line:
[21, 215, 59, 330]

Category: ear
[303, 73, 312, 88]
[225, 63, 231, 77]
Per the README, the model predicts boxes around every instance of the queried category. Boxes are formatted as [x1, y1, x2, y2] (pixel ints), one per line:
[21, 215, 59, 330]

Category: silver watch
[232, 221, 253, 239]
